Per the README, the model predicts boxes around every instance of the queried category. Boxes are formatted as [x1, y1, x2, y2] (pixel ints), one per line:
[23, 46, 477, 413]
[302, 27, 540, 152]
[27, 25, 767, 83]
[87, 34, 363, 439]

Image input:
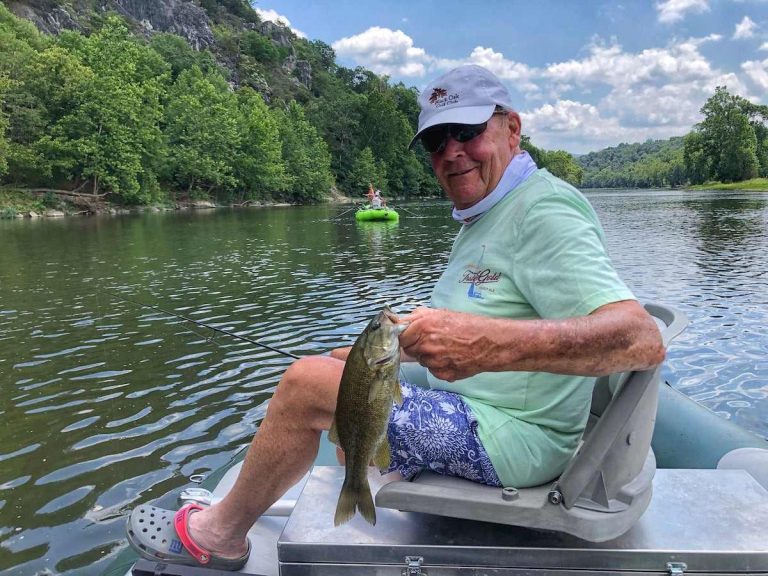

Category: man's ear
[505, 111, 522, 149]
[507, 111, 522, 137]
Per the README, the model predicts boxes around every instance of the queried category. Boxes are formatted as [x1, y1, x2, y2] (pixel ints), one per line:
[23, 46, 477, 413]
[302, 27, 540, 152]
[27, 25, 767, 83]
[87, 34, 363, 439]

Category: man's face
[430, 112, 521, 210]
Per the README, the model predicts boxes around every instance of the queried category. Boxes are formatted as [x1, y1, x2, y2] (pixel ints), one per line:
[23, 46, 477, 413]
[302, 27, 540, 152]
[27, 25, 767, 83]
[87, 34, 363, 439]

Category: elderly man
[126, 64, 664, 570]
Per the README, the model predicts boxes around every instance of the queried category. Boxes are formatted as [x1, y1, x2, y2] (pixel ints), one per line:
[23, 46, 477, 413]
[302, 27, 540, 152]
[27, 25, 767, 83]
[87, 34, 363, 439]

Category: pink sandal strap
[173, 503, 211, 565]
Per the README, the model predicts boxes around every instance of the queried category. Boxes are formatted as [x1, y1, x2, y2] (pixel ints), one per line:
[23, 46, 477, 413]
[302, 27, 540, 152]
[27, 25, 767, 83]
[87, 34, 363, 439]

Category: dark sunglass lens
[421, 127, 447, 153]
[452, 122, 487, 143]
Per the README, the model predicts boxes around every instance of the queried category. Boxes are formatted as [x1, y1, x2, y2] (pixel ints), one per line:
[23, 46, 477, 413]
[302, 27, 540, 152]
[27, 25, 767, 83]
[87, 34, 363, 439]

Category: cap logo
[428, 87, 461, 109]
[429, 87, 448, 104]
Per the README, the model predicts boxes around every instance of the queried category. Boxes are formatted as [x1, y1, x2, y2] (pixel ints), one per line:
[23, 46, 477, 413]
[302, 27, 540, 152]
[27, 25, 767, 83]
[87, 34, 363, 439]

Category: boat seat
[376, 302, 688, 542]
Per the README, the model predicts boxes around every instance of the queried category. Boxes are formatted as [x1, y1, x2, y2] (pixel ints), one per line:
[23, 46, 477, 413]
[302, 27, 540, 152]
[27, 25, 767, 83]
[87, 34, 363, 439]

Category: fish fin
[357, 477, 377, 526]
[373, 438, 391, 469]
[333, 475, 376, 527]
[328, 417, 339, 446]
[392, 379, 403, 405]
[367, 379, 385, 404]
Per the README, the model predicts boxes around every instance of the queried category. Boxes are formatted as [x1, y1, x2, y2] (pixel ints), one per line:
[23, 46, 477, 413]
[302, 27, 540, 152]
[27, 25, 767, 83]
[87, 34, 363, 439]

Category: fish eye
[371, 320, 381, 330]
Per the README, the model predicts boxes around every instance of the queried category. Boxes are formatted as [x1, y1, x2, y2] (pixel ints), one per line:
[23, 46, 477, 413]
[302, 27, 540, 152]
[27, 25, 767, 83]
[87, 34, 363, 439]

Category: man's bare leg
[185, 354, 345, 558]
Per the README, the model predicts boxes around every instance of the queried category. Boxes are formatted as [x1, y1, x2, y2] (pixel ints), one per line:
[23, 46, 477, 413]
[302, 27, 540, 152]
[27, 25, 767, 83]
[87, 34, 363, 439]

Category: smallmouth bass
[329, 306, 405, 526]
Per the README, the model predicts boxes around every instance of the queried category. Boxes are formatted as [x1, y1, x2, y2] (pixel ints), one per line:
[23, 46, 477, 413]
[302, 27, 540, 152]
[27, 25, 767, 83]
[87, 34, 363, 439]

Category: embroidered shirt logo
[460, 245, 501, 299]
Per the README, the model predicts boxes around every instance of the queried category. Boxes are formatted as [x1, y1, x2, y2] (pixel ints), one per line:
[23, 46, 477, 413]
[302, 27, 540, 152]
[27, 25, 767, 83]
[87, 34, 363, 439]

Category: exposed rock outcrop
[282, 55, 313, 89]
[7, 0, 84, 35]
[111, 0, 214, 50]
[8, 0, 214, 50]
[6, 0, 310, 93]
[257, 20, 293, 48]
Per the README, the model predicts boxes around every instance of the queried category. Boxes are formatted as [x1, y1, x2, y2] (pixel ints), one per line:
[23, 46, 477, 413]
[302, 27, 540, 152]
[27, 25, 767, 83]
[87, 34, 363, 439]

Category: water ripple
[0, 196, 766, 575]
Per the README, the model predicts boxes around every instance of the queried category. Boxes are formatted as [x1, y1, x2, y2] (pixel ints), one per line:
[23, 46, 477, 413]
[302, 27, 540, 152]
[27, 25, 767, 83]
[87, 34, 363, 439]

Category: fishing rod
[109, 291, 300, 359]
[328, 203, 361, 221]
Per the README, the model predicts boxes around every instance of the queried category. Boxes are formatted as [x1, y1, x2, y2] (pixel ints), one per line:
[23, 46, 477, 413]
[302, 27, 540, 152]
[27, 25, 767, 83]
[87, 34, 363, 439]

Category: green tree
[544, 150, 584, 186]
[696, 86, 759, 183]
[347, 147, 383, 196]
[0, 3, 51, 183]
[232, 88, 289, 201]
[276, 101, 334, 202]
[520, 135, 545, 166]
[40, 20, 169, 201]
[684, 131, 710, 184]
[0, 74, 10, 176]
[163, 66, 240, 197]
[149, 33, 219, 80]
[241, 31, 281, 63]
[13, 45, 95, 187]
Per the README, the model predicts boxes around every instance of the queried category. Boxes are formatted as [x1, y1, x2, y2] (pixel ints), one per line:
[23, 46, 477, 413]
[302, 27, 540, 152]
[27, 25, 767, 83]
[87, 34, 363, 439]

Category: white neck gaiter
[451, 151, 538, 225]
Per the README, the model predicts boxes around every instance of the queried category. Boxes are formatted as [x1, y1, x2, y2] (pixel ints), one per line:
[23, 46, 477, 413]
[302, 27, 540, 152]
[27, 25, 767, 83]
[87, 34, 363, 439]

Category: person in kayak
[126, 64, 665, 571]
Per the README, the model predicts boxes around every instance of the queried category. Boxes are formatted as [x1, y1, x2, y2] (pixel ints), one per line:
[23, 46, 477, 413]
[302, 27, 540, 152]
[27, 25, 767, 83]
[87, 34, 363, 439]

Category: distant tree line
[579, 88, 768, 188]
[0, 4, 585, 206]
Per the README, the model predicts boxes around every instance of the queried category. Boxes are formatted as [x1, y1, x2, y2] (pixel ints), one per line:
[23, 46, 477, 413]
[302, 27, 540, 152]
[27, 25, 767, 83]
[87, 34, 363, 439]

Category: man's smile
[449, 167, 477, 177]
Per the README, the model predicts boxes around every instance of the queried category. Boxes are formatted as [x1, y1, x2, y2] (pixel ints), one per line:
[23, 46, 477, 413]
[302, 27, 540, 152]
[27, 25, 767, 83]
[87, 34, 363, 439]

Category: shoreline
[0, 189, 358, 219]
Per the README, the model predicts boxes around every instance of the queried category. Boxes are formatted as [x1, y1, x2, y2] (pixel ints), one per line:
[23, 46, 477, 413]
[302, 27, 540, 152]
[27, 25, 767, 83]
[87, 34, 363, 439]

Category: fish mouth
[370, 344, 399, 366]
[372, 355, 395, 366]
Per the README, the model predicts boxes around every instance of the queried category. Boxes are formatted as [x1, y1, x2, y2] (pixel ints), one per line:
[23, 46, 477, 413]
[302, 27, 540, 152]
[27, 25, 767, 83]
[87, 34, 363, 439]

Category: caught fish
[329, 306, 405, 526]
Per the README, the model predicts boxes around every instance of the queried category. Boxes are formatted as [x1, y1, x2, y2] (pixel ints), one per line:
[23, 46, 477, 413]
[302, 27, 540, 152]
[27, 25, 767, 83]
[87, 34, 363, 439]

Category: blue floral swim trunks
[384, 381, 501, 487]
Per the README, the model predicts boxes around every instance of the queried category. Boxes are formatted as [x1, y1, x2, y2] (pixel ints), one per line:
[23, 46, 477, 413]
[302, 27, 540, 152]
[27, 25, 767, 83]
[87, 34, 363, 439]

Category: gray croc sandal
[126, 503, 249, 571]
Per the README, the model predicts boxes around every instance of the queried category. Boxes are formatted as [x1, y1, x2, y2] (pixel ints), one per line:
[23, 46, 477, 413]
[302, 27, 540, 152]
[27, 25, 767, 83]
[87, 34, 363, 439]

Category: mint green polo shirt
[428, 169, 636, 488]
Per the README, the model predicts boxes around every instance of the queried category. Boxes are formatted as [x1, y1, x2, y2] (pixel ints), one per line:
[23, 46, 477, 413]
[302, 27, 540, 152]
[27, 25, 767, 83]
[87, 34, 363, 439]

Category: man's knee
[274, 356, 342, 423]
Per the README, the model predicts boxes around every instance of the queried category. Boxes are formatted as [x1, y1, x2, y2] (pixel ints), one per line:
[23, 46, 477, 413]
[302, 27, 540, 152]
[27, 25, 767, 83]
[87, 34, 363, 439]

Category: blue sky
[253, 1, 768, 153]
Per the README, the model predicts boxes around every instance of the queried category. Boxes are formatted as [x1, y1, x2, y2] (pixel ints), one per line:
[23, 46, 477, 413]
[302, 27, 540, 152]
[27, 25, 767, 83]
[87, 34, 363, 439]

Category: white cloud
[521, 100, 634, 152]
[523, 100, 693, 153]
[522, 35, 750, 152]
[254, 8, 306, 38]
[463, 47, 539, 95]
[761, 42, 768, 51]
[742, 58, 768, 90]
[733, 16, 758, 39]
[544, 36, 722, 91]
[332, 27, 432, 77]
[327, 24, 760, 153]
[656, 0, 710, 23]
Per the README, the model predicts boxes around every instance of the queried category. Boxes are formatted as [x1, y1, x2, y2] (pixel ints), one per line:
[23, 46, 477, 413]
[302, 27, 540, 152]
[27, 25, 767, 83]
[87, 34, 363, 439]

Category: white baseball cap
[409, 64, 514, 150]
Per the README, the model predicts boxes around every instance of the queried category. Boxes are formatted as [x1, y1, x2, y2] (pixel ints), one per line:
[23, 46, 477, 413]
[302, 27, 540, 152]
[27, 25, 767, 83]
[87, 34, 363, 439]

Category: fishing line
[397, 206, 422, 217]
[108, 290, 300, 359]
[327, 204, 362, 222]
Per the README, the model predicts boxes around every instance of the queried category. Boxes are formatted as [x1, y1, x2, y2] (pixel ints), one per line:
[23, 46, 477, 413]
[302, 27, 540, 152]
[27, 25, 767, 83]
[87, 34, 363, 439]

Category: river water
[0, 190, 766, 575]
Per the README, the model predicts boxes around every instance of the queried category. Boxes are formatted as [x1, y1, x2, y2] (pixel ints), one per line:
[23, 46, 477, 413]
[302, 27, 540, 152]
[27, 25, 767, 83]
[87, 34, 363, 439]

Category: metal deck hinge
[402, 555, 426, 575]
[667, 561, 687, 575]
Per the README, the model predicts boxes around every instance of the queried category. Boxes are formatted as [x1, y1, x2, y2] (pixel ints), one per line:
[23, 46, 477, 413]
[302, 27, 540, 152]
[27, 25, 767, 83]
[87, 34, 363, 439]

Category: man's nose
[441, 134, 465, 157]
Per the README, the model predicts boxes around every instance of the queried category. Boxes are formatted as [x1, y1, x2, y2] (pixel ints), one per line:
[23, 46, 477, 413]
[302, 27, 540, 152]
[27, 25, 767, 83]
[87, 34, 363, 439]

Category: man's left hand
[398, 307, 488, 382]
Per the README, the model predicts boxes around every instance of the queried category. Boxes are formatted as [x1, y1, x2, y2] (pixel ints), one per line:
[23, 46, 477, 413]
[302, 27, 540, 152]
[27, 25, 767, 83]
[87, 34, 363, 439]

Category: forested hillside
[0, 0, 584, 211]
[0, 0, 435, 206]
[577, 138, 686, 189]
[578, 88, 768, 189]
[2, 0, 766, 211]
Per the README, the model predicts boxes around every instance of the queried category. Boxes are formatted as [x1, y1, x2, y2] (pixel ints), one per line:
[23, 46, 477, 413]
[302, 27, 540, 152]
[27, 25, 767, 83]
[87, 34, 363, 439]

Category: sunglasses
[420, 111, 506, 154]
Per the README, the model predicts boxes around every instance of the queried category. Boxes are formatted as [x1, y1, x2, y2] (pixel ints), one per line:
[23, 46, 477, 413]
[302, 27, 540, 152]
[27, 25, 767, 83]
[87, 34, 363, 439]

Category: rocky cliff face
[6, 0, 313, 90]
[7, 0, 214, 49]
[7, 0, 86, 35]
[112, 0, 214, 50]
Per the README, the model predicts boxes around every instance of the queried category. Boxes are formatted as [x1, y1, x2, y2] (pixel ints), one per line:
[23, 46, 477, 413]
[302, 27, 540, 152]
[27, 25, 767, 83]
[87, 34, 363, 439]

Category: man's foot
[126, 503, 250, 571]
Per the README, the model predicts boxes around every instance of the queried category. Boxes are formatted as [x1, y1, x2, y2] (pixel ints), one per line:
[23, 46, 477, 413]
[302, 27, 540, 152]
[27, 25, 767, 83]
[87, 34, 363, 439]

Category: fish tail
[357, 476, 376, 526]
[334, 474, 376, 526]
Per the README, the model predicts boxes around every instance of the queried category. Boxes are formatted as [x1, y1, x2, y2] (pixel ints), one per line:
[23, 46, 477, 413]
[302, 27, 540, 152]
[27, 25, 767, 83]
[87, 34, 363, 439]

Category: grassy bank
[688, 178, 768, 191]
[0, 189, 50, 218]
